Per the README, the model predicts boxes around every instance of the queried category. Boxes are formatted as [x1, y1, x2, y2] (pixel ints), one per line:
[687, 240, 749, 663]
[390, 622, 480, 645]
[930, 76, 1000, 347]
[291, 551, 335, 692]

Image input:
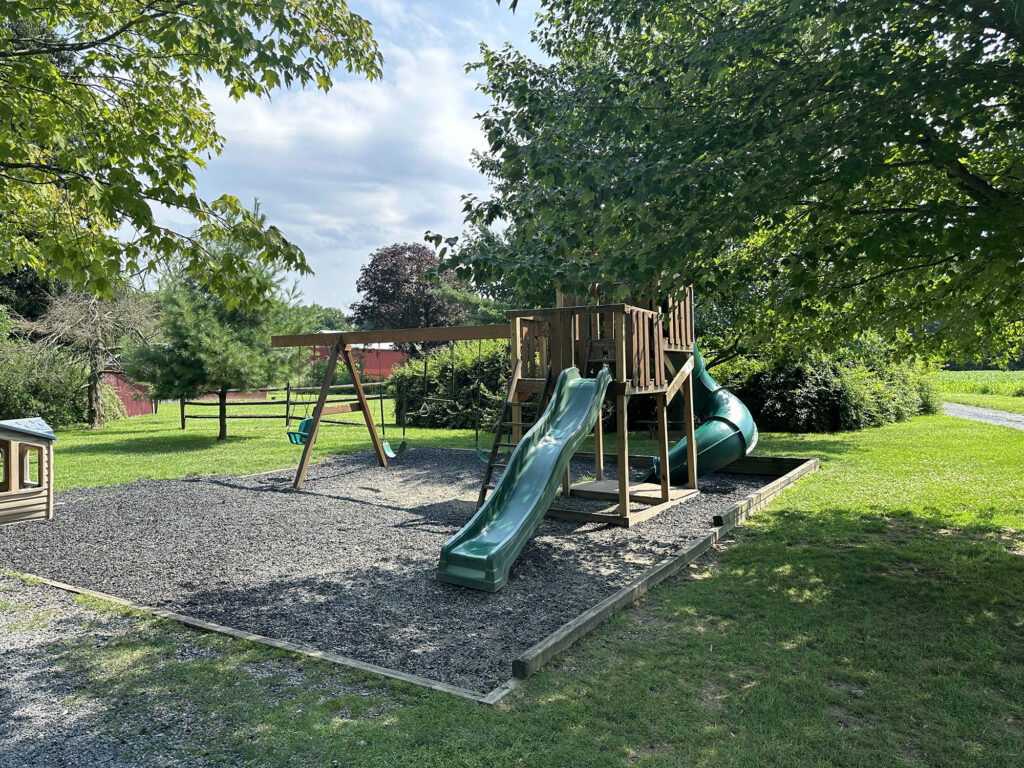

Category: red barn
[103, 372, 156, 417]
[307, 344, 407, 381]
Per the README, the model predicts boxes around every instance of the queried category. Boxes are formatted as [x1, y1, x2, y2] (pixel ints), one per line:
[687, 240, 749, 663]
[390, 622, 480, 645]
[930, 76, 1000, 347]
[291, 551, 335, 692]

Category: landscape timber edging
[16, 572, 521, 706]
[18, 454, 816, 706]
[510, 455, 819, 679]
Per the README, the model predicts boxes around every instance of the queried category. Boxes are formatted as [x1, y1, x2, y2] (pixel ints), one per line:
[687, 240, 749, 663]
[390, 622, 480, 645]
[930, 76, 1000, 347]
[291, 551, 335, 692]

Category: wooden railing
[664, 286, 694, 350]
[510, 300, 691, 394]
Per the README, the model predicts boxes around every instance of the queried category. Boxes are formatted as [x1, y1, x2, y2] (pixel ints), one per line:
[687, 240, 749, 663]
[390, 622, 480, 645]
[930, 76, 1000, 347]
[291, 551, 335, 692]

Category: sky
[170, 0, 543, 310]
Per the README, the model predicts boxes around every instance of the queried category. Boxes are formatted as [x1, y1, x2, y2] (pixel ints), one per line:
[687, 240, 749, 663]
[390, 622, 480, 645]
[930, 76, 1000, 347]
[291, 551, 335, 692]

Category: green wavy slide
[645, 344, 758, 484]
[437, 366, 612, 592]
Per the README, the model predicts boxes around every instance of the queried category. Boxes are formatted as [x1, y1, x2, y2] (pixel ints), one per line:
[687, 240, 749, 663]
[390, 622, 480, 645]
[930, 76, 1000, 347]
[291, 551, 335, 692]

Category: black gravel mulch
[0, 448, 770, 692]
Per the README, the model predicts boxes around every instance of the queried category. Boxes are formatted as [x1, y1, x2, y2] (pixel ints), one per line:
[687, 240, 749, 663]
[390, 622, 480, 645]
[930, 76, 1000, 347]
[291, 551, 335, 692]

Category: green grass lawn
[52, 398, 487, 491]
[23, 414, 1024, 766]
[940, 393, 1024, 416]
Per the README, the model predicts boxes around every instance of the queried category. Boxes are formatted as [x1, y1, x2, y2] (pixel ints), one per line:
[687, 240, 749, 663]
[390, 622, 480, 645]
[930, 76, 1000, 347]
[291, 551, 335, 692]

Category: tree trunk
[87, 350, 106, 430]
[218, 386, 228, 440]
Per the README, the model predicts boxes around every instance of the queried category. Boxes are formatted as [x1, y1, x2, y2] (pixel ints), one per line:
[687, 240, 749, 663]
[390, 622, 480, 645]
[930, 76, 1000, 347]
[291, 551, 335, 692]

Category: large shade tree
[349, 243, 466, 353]
[457, 0, 1024, 362]
[0, 2, 380, 304]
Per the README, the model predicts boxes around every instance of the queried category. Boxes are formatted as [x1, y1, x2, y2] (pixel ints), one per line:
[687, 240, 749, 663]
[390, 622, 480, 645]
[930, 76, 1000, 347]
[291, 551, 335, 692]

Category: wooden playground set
[2, 286, 819, 702]
[272, 287, 702, 527]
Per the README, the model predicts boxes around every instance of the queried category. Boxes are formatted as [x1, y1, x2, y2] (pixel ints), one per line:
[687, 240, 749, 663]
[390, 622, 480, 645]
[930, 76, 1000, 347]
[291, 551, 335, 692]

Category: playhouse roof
[0, 418, 57, 442]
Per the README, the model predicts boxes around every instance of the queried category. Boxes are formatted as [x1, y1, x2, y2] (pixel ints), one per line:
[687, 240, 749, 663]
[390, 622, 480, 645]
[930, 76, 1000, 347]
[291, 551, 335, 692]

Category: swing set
[271, 324, 510, 489]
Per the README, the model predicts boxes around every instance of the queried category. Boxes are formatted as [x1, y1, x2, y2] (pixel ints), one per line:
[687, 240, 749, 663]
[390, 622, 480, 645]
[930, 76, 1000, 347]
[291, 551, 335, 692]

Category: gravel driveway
[943, 402, 1024, 432]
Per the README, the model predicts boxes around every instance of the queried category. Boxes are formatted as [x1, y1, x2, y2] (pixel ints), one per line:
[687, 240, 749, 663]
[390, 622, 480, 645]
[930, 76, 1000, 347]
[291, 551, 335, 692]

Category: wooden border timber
[21, 453, 814, 703]
[271, 324, 510, 349]
[17, 572, 522, 706]
[511, 455, 819, 679]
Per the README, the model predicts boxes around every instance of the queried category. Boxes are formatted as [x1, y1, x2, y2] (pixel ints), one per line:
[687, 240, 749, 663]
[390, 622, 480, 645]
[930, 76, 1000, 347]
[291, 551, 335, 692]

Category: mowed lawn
[13, 414, 1022, 767]
[52, 398, 483, 491]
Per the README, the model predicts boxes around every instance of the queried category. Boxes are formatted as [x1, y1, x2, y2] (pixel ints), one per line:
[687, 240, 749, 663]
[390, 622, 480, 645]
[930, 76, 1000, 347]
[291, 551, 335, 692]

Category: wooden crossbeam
[664, 354, 695, 405]
[320, 402, 362, 416]
[272, 324, 510, 348]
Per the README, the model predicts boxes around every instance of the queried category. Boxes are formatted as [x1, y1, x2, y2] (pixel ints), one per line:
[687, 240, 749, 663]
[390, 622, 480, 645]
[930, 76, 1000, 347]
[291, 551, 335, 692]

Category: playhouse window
[19, 444, 43, 489]
[0, 441, 9, 493]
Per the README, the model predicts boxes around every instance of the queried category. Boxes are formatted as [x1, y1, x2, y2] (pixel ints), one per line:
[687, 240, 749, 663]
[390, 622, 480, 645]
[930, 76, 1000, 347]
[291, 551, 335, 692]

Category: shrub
[725, 351, 937, 433]
[0, 343, 88, 426]
[102, 384, 129, 421]
[388, 340, 509, 430]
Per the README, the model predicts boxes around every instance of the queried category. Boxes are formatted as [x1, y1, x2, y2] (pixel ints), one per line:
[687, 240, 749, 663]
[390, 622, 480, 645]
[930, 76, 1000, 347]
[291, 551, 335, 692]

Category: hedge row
[388, 340, 510, 430]
[720, 353, 940, 433]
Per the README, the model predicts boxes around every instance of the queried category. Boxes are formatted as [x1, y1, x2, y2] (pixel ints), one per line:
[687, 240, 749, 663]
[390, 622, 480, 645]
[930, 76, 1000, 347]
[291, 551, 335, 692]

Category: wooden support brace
[293, 336, 343, 490]
[320, 402, 363, 416]
[341, 345, 388, 469]
[664, 354, 695, 406]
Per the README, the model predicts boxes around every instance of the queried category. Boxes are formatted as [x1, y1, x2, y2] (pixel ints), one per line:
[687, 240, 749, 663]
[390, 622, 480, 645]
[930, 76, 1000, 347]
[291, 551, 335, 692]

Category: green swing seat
[286, 417, 315, 446]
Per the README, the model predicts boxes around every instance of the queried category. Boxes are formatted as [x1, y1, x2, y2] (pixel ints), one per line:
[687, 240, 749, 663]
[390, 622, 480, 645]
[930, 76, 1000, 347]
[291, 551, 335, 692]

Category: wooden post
[593, 407, 604, 481]
[179, 397, 186, 430]
[285, 382, 292, 427]
[682, 362, 698, 490]
[46, 442, 54, 520]
[656, 392, 671, 502]
[341, 344, 388, 469]
[293, 336, 343, 490]
[615, 310, 630, 518]
[511, 317, 523, 444]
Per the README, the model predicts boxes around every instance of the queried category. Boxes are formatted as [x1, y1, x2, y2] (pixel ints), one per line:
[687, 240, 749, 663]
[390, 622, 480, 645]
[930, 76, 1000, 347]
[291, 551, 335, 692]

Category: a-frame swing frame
[290, 336, 390, 490]
[272, 324, 512, 490]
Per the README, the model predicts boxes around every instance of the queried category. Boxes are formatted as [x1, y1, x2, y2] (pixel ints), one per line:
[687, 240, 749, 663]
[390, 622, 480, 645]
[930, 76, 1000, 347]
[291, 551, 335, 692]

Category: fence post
[179, 397, 186, 430]
[285, 382, 291, 427]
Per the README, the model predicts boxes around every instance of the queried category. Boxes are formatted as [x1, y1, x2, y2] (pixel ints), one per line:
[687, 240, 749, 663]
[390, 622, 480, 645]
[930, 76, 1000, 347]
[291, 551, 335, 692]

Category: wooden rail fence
[179, 382, 386, 431]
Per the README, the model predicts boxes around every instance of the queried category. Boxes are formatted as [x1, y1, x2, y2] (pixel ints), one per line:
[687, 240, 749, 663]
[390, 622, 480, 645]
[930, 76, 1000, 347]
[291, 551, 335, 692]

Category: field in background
[931, 370, 1024, 415]
[931, 370, 1024, 396]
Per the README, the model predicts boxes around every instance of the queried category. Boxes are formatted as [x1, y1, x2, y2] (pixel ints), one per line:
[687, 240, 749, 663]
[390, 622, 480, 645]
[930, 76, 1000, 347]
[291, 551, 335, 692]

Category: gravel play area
[0, 448, 769, 692]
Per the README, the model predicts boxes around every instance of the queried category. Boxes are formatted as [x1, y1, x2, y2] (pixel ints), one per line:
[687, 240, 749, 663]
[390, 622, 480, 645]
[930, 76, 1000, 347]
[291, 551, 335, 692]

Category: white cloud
[159, 0, 542, 309]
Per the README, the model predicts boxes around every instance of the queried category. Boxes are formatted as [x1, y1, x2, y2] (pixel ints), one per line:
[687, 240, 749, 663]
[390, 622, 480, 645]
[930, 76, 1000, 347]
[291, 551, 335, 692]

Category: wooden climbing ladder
[475, 360, 552, 510]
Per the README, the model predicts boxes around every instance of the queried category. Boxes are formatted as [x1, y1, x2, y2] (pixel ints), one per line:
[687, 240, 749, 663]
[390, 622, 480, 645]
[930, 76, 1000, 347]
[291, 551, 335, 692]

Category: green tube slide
[437, 367, 612, 592]
[646, 344, 758, 484]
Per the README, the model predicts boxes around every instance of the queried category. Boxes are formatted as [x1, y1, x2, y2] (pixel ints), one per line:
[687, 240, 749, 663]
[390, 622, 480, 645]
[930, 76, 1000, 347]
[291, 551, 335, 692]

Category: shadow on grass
[754, 432, 866, 460]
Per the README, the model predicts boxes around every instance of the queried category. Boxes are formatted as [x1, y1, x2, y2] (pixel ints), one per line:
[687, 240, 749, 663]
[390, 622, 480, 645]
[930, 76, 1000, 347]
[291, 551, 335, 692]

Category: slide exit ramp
[437, 367, 612, 592]
[647, 344, 758, 484]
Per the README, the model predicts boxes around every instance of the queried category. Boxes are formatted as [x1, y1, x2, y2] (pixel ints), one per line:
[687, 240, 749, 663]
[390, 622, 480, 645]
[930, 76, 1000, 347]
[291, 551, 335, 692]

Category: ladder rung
[483, 483, 495, 490]
[491, 462, 508, 468]
[497, 441, 517, 448]
[501, 421, 533, 427]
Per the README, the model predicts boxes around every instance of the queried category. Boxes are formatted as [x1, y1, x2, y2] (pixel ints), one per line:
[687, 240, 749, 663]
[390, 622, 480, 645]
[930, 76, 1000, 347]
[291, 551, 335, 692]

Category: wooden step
[515, 378, 546, 394]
